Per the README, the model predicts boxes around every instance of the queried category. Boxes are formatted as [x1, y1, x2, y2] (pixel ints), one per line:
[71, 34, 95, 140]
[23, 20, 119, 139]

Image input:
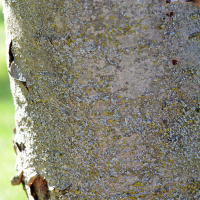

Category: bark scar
[8, 40, 29, 91]
[30, 175, 50, 200]
[9, 40, 14, 68]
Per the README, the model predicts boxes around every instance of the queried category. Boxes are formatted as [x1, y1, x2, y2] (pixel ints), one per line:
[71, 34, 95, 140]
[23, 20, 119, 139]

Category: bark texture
[3, 0, 200, 199]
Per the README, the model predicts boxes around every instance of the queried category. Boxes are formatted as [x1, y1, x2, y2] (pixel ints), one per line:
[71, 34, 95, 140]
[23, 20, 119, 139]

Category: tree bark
[3, 0, 200, 199]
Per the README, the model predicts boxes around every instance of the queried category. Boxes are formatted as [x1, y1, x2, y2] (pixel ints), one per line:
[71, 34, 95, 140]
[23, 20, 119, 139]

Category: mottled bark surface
[3, 0, 200, 199]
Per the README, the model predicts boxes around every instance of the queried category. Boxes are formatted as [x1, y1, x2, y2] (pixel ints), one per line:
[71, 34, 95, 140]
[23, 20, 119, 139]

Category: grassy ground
[0, 1, 27, 199]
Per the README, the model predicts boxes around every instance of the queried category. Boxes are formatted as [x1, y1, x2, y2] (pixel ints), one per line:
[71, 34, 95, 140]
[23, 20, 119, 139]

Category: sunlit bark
[3, 0, 200, 199]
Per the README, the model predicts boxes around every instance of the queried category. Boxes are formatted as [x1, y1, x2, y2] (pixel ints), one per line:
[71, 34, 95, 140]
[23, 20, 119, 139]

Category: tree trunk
[3, 0, 200, 199]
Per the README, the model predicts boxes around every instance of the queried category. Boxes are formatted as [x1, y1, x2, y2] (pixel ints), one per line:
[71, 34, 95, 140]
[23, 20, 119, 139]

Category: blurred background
[0, 0, 27, 199]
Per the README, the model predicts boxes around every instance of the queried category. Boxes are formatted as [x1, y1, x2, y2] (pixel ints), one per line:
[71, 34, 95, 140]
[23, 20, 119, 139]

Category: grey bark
[3, 0, 200, 199]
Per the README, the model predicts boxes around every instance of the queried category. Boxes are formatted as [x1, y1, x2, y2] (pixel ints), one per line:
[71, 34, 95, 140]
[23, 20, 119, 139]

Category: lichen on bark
[3, 0, 200, 199]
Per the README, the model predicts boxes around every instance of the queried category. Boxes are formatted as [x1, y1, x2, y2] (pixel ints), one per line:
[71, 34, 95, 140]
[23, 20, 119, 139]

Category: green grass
[0, 1, 27, 199]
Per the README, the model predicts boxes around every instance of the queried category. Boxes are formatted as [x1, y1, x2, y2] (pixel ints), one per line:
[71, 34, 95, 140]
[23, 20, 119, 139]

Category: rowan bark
[3, 0, 200, 199]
